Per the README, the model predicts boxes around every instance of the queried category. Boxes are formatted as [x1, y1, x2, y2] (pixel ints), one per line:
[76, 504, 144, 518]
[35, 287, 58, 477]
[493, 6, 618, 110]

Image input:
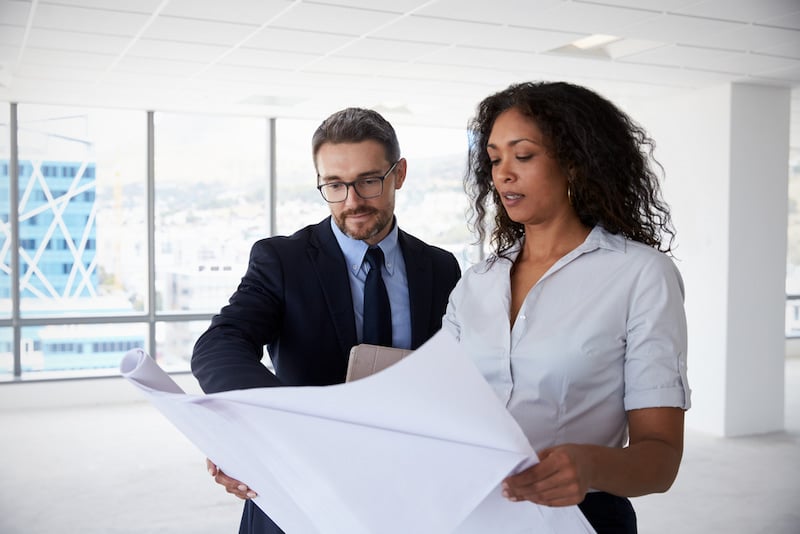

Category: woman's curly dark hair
[466, 81, 675, 258]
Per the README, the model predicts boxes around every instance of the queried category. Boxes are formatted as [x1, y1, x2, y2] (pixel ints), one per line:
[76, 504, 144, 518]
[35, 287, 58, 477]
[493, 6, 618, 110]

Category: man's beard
[334, 207, 391, 242]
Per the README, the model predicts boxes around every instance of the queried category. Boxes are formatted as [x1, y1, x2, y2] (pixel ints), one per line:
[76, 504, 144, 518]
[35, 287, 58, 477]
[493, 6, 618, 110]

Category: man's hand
[206, 458, 257, 500]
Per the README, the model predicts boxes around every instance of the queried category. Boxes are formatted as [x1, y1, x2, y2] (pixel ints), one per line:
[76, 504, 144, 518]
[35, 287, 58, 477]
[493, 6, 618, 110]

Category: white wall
[631, 82, 791, 436]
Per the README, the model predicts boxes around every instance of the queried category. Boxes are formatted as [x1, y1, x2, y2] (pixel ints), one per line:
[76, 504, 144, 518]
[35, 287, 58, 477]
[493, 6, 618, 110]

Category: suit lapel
[308, 218, 358, 356]
[399, 230, 434, 348]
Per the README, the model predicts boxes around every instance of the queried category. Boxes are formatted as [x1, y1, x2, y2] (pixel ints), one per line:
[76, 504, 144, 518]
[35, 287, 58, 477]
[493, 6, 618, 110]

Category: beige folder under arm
[345, 344, 413, 382]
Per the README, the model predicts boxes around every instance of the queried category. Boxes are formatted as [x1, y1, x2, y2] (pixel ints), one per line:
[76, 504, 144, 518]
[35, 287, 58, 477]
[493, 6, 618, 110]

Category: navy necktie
[363, 247, 392, 346]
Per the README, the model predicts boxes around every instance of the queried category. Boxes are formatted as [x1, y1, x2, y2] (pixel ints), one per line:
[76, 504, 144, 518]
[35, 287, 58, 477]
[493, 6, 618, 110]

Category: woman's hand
[502, 444, 595, 506]
[503, 407, 685, 505]
[206, 458, 258, 500]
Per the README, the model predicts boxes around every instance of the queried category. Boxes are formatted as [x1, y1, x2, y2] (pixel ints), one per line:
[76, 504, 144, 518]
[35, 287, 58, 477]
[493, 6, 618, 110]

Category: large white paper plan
[120, 330, 595, 534]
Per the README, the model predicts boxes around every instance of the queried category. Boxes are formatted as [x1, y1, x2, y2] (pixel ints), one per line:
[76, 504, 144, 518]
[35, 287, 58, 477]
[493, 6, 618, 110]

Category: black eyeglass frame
[316, 161, 399, 203]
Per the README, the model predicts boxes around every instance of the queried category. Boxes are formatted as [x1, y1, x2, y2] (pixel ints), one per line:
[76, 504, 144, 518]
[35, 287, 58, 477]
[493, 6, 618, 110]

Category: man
[191, 107, 461, 534]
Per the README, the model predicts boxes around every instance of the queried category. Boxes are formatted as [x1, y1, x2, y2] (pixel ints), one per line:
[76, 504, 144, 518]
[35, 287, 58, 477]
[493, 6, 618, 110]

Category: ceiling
[0, 0, 799, 146]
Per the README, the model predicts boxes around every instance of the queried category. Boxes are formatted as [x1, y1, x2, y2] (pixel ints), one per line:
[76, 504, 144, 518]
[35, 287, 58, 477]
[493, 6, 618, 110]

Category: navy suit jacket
[191, 217, 461, 534]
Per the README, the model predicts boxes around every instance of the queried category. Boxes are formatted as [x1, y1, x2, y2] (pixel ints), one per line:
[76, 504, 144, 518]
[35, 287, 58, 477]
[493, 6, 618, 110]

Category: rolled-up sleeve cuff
[625, 386, 692, 411]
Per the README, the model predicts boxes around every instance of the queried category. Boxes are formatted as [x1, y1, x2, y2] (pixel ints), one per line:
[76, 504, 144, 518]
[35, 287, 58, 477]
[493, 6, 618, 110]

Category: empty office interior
[0, 0, 798, 533]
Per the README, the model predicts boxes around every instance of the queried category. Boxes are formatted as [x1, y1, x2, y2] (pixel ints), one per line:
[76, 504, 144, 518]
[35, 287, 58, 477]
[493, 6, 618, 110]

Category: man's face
[316, 140, 406, 246]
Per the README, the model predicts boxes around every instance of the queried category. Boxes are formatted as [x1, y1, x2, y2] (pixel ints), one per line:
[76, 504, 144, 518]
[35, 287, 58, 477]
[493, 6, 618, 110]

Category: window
[153, 113, 269, 314]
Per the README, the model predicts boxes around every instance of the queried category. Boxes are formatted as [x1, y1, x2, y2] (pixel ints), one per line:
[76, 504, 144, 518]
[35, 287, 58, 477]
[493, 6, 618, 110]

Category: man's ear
[393, 158, 408, 190]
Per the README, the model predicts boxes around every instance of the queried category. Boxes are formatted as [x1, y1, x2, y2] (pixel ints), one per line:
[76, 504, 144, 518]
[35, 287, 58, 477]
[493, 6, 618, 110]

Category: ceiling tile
[220, 48, 318, 70]
[621, 13, 747, 45]
[246, 27, 354, 54]
[617, 44, 735, 70]
[112, 56, 204, 76]
[760, 10, 800, 30]
[33, 3, 151, 35]
[460, 25, 581, 53]
[751, 63, 800, 82]
[674, 0, 800, 24]
[529, 52, 738, 87]
[621, 44, 799, 75]
[684, 24, 800, 52]
[27, 28, 130, 55]
[389, 61, 519, 85]
[305, 55, 396, 76]
[374, 15, 497, 44]
[517, 2, 659, 34]
[0, 24, 26, 46]
[0, 0, 33, 26]
[13, 62, 103, 82]
[760, 40, 800, 59]
[101, 70, 192, 91]
[127, 39, 229, 62]
[39, 0, 163, 11]
[420, 45, 538, 72]
[143, 16, 257, 46]
[571, 0, 697, 10]
[160, 0, 294, 25]
[20, 47, 115, 69]
[334, 37, 445, 61]
[269, 3, 400, 35]
[717, 53, 800, 75]
[197, 64, 296, 85]
[305, 0, 428, 11]
[416, 0, 562, 25]
[0, 43, 21, 63]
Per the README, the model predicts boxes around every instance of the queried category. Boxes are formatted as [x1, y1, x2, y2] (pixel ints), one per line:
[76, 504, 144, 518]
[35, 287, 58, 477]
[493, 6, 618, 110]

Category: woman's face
[487, 107, 571, 227]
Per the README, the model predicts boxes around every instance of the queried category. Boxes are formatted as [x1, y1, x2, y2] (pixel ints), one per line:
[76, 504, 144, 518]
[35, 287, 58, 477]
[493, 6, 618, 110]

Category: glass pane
[393, 124, 476, 270]
[15, 105, 147, 318]
[20, 322, 147, 379]
[275, 118, 328, 236]
[0, 326, 12, 381]
[154, 113, 268, 313]
[0, 104, 11, 317]
[156, 319, 210, 373]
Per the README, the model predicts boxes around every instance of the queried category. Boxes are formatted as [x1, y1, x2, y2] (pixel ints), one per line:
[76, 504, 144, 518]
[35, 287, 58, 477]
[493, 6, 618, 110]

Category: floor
[1, 360, 798, 534]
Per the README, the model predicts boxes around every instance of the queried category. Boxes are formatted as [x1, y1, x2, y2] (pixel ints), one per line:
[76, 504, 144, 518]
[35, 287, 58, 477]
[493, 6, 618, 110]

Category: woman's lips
[501, 192, 524, 207]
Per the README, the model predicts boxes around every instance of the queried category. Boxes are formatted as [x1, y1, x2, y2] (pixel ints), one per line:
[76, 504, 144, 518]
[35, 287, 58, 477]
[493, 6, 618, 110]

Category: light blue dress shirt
[443, 226, 690, 453]
[330, 217, 412, 349]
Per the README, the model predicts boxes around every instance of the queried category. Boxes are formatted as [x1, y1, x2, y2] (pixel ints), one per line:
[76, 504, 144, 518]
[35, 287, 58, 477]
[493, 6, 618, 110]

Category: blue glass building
[1, 159, 97, 299]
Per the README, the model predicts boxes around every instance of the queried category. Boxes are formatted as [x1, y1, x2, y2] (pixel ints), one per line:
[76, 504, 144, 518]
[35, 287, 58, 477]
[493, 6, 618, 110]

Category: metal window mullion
[267, 117, 276, 236]
[9, 103, 20, 378]
[147, 111, 156, 357]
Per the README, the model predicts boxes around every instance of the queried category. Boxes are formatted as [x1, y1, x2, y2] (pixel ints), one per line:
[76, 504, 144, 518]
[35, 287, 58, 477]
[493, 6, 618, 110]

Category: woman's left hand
[501, 444, 595, 506]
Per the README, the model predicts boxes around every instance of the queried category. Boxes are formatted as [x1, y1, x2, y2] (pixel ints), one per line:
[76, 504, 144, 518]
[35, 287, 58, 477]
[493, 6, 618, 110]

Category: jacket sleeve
[191, 239, 284, 393]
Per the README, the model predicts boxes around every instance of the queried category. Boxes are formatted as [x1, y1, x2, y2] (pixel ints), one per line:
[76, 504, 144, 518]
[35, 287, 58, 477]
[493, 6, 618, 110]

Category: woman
[443, 81, 690, 533]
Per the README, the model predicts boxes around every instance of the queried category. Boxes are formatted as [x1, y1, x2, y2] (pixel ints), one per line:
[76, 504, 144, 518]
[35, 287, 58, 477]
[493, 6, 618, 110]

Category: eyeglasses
[317, 161, 399, 203]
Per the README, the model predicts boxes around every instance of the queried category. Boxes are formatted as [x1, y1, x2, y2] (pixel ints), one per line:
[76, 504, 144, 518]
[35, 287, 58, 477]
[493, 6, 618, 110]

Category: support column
[632, 83, 790, 436]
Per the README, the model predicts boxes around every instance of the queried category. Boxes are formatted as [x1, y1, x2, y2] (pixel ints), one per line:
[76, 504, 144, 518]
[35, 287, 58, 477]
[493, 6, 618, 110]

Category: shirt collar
[330, 216, 401, 275]
[578, 225, 626, 254]
[492, 225, 625, 270]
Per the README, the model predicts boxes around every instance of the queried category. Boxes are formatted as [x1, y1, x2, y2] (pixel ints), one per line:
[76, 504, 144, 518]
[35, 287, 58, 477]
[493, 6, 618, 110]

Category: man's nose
[342, 185, 364, 208]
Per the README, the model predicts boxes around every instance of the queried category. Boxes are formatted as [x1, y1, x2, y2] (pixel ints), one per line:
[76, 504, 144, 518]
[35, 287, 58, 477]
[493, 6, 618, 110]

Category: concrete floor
[1, 360, 798, 534]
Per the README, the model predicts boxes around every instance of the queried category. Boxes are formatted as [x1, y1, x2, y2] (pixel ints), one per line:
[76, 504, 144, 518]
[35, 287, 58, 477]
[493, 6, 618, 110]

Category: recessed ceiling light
[572, 34, 621, 50]
[547, 36, 665, 60]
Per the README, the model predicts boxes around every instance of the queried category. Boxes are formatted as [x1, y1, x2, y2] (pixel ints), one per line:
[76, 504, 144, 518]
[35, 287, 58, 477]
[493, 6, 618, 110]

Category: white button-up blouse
[442, 226, 690, 452]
